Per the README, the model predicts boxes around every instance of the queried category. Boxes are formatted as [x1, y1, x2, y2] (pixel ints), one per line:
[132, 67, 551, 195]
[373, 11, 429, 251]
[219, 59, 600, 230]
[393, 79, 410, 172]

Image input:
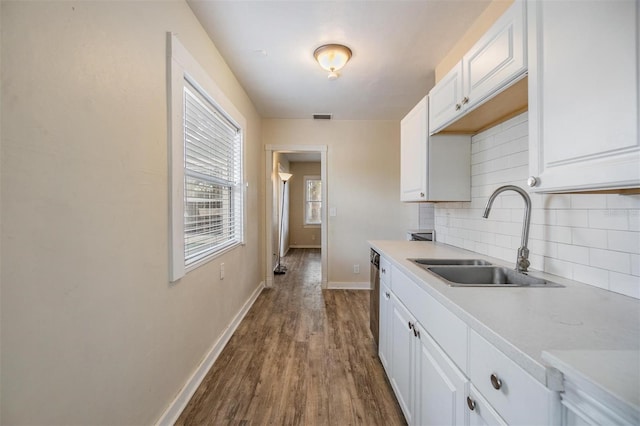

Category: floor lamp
[274, 172, 293, 275]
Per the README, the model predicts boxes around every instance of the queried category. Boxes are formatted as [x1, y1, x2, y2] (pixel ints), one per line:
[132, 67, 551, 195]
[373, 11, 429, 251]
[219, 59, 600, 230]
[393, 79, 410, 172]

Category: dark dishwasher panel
[369, 249, 380, 346]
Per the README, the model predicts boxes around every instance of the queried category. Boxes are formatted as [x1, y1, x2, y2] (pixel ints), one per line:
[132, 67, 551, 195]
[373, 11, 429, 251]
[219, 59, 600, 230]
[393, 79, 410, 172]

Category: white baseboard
[289, 245, 321, 249]
[327, 281, 371, 290]
[155, 281, 265, 426]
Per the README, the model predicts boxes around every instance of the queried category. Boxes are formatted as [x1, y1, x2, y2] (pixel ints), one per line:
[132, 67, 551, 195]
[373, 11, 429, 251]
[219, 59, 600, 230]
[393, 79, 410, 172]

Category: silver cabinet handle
[455, 103, 461, 111]
[467, 396, 476, 411]
[419, 192, 425, 198]
[527, 176, 539, 187]
[491, 373, 502, 390]
[408, 321, 413, 330]
[381, 268, 386, 274]
[385, 292, 390, 299]
[462, 96, 469, 104]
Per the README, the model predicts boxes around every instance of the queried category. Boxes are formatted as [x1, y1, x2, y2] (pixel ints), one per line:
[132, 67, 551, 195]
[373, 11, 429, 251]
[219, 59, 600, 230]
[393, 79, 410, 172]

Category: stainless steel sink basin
[410, 258, 493, 266]
[426, 266, 563, 287]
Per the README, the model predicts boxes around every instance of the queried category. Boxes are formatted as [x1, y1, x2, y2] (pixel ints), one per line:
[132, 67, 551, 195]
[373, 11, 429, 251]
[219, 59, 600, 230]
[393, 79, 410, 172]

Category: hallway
[176, 248, 405, 425]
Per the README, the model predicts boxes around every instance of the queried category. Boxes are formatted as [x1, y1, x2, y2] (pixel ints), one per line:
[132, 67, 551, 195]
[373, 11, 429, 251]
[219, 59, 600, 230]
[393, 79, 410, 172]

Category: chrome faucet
[483, 185, 532, 273]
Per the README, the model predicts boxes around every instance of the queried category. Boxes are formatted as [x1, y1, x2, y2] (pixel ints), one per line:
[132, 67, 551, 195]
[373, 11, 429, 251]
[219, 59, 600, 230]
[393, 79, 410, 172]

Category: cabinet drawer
[469, 330, 557, 425]
[391, 265, 468, 372]
[380, 257, 391, 284]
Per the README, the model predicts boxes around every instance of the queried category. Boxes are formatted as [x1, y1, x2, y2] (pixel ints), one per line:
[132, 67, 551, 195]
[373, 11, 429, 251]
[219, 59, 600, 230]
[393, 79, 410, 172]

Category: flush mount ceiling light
[313, 44, 352, 80]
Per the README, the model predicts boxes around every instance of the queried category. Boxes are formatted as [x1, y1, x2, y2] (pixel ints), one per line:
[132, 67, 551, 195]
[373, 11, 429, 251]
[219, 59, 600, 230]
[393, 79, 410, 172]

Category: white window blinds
[183, 80, 243, 266]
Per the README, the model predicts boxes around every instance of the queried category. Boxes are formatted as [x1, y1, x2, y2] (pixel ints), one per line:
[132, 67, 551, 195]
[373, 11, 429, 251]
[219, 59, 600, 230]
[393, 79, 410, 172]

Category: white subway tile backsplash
[630, 211, 640, 231]
[571, 194, 607, 209]
[557, 243, 590, 265]
[631, 254, 640, 276]
[573, 265, 609, 290]
[608, 272, 640, 299]
[606, 194, 640, 209]
[607, 230, 640, 254]
[588, 210, 629, 230]
[590, 248, 631, 274]
[556, 210, 589, 228]
[434, 112, 640, 299]
[571, 227, 607, 249]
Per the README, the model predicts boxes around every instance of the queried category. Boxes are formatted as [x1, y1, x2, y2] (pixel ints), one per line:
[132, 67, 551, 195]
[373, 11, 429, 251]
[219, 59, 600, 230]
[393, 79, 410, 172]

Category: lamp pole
[275, 172, 292, 275]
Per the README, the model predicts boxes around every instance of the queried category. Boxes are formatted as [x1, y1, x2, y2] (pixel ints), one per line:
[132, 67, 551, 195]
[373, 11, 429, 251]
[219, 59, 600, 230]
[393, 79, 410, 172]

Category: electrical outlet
[353, 264, 360, 274]
[220, 263, 225, 280]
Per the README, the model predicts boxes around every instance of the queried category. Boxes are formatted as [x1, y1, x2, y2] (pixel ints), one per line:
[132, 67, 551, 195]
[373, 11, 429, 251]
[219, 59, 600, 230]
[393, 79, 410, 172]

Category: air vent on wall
[313, 113, 332, 120]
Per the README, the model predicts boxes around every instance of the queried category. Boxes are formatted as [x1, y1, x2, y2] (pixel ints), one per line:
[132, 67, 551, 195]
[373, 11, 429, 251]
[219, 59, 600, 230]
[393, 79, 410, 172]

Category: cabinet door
[429, 63, 464, 134]
[464, 0, 526, 110]
[468, 385, 508, 426]
[378, 281, 392, 375]
[528, 0, 640, 192]
[400, 96, 428, 201]
[415, 323, 468, 426]
[389, 294, 415, 424]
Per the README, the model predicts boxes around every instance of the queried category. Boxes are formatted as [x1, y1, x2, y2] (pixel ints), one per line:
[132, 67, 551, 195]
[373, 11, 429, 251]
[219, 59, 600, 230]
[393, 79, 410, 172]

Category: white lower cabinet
[416, 321, 469, 426]
[467, 385, 507, 426]
[469, 330, 560, 425]
[378, 281, 392, 375]
[389, 292, 416, 423]
[379, 262, 561, 426]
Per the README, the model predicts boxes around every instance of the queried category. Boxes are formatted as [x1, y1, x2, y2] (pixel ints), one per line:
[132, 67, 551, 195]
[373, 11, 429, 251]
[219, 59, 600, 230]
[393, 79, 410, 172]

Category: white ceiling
[187, 0, 492, 121]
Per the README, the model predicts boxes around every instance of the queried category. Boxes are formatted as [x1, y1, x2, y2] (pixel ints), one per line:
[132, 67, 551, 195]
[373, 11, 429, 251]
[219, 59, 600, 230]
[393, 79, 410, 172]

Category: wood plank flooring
[176, 248, 406, 425]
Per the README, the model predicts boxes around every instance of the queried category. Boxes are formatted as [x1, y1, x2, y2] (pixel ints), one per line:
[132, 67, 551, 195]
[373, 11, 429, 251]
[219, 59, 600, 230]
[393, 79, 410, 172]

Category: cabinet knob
[455, 103, 461, 111]
[385, 292, 390, 299]
[527, 176, 539, 187]
[462, 96, 469, 105]
[466, 396, 476, 411]
[408, 321, 413, 330]
[419, 192, 425, 198]
[490, 373, 503, 390]
[381, 268, 386, 274]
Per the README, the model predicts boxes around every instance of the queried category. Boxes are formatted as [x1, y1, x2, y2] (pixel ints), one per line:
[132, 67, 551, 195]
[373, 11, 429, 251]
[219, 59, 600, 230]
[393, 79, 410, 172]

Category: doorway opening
[265, 145, 328, 288]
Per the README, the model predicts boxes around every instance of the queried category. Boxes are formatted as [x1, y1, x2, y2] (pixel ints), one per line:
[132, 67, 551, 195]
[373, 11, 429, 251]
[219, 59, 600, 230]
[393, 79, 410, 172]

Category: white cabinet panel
[465, 0, 526, 110]
[469, 330, 558, 425]
[429, 63, 464, 132]
[429, 0, 527, 135]
[401, 96, 471, 202]
[528, 0, 640, 192]
[378, 281, 392, 375]
[390, 293, 415, 424]
[416, 322, 469, 426]
[468, 385, 508, 426]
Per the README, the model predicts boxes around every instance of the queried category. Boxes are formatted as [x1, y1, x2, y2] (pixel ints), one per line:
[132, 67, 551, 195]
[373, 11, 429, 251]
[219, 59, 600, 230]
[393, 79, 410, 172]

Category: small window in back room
[304, 175, 321, 226]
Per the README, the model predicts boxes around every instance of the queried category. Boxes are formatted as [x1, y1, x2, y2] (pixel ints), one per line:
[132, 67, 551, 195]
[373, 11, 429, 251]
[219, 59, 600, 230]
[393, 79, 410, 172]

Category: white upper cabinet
[429, 0, 527, 134]
[527, 0, 640, 192]
[429, 63, 464, 132]
[401, 96, 471, 202]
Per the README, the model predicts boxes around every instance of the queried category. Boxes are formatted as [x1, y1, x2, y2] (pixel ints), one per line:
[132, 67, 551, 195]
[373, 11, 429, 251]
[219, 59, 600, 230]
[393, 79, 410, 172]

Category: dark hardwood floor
[176, 248, 406, 425]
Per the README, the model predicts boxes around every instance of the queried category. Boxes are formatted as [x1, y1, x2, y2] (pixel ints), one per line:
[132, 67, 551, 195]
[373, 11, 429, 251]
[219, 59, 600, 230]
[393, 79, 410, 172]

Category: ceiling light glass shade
[314, 44, 352, 79]
[278, 172, 293, 182]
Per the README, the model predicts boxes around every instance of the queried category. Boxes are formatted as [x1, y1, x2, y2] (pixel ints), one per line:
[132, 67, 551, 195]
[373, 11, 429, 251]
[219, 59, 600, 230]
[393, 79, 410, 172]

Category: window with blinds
[183, 79, 243, 266]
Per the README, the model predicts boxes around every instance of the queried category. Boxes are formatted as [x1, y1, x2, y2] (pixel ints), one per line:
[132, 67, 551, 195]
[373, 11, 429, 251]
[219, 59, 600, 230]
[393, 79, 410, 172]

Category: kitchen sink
[410, 258, 493, 266]
[409, 259, 563, 287]
[426, 266, 563, 287]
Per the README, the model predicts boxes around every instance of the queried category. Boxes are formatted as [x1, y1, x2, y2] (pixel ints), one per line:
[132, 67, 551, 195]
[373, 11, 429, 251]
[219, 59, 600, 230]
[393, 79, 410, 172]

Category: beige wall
[263, 120, 418, 285]
[289, 162, 321, 247]
[435, 0, 514, 83]
[1, 1, 263, 424]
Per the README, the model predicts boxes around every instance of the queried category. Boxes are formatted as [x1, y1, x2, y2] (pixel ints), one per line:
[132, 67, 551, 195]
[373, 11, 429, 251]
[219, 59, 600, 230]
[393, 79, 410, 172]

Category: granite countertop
[369, 240, 640, 410]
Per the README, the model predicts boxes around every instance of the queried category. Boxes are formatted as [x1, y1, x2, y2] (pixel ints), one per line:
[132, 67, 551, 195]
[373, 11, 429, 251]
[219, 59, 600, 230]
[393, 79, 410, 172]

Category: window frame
[303, 175, 322, 227]
[167, 33, 246, 282]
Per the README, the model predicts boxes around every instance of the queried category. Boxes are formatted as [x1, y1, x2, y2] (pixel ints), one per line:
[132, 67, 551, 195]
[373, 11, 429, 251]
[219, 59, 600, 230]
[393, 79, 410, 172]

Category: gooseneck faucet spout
[483, 185, 532, 273]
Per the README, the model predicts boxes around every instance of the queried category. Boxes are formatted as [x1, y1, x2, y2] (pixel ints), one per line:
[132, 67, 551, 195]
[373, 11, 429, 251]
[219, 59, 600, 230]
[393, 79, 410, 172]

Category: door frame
[265, 144, 328, 288]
